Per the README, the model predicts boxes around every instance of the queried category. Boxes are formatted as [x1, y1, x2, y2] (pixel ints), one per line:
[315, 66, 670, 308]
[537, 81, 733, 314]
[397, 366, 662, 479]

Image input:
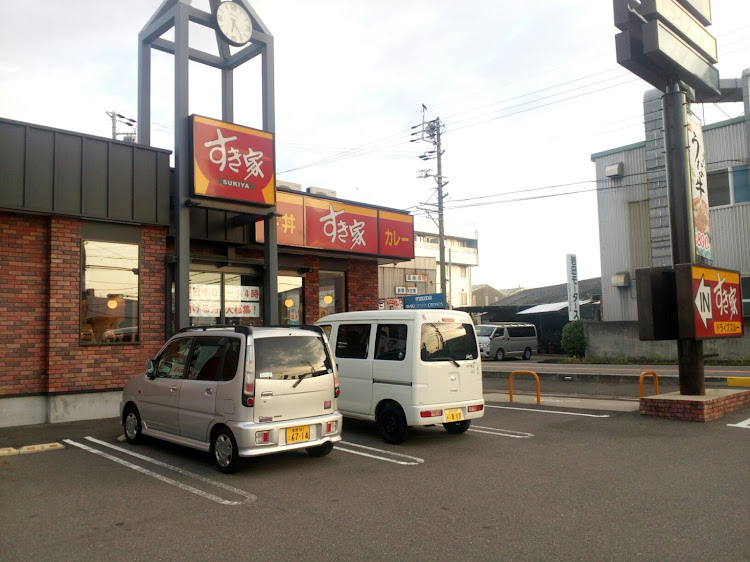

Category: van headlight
[481, 342, 489, 349]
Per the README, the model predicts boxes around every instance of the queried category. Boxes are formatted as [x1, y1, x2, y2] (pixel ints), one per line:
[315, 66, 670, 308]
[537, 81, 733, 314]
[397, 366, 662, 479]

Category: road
[1, 397, 749, 561]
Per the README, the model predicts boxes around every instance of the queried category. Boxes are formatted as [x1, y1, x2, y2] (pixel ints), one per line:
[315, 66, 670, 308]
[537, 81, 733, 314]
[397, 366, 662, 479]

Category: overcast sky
[1, 0, 748, 290]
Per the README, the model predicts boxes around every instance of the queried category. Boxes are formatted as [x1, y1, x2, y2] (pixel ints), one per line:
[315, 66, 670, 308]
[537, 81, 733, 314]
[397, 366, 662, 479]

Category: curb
[2, 442, 66, 456]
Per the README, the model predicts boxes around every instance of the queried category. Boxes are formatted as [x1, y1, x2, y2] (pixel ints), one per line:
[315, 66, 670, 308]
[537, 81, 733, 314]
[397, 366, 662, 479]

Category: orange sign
[677, 265, 744, 339]
[191, 115, 275, 205]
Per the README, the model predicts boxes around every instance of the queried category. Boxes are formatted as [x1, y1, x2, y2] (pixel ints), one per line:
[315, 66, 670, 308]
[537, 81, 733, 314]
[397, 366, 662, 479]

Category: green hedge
[561, 320, 586, 357]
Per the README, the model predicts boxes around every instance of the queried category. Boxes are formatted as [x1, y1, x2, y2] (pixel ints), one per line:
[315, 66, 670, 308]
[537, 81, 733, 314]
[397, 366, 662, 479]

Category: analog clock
[215, 1, 252, 47]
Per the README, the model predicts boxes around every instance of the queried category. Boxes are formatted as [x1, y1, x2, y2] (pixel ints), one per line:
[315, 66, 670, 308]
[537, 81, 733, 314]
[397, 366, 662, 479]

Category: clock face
[216, 1, 252, 46]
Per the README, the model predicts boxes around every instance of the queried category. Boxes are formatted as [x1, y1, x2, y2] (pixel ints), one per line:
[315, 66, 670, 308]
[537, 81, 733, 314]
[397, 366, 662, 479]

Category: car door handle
[170, 385, 178, 392]
[261, 391, 273, 397]
[205, 388, 213, 395]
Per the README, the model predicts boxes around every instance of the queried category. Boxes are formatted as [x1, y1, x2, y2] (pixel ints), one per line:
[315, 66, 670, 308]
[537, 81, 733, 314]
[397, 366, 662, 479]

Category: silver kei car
[120, 325, 342, 473]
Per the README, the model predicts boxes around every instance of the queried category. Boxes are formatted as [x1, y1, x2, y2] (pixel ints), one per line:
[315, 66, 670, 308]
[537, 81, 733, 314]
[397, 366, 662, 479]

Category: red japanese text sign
[378, 210, 415, 259]
[191, 115, 275, 205]
[677, 265, 744, 339]
[305, 198, 378, 254]
[255, 192, 304, 246]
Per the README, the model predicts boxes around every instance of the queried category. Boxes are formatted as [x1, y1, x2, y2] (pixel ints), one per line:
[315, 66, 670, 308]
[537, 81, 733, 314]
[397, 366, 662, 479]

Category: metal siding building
[594, 143, 648, 321]
[590, 85, 749, 360]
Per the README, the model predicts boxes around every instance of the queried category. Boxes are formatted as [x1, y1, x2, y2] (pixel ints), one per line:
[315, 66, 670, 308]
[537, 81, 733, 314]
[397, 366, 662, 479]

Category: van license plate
[445, 408, 462, 422]
[286, 425, 310, 444]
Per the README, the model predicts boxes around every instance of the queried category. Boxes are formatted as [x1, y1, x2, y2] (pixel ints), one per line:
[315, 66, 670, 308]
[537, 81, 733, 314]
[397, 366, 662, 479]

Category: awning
[517, 299, 597, 315]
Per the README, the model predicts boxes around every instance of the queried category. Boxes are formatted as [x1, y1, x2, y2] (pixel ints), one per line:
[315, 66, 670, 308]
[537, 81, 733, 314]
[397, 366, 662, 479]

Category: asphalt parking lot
[2, 392, 749, 561]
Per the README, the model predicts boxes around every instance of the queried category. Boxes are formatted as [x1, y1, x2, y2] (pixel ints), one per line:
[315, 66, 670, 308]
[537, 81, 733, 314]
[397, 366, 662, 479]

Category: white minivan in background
[316, 309, 484, 444]
[476, 322, 538, 361]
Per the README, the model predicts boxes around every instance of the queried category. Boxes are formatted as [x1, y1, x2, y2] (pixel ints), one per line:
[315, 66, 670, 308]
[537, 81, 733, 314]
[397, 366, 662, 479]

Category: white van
[316, 309, 484, 444]
[476, 322, 538, 361]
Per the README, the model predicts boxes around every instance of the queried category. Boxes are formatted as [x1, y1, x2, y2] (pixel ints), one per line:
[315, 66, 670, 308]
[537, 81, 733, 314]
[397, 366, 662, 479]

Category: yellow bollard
[509, 370, 541, 404]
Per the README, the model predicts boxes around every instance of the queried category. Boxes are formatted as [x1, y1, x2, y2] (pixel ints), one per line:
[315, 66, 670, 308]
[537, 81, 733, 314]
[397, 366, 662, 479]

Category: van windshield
[475, 326, 495, 337]
[420, 323, 479, 362]
[254, 336, 333, 380]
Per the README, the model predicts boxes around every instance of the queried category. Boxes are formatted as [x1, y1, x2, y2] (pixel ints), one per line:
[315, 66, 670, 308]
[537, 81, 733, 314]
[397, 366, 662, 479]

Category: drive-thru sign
[676, 265, 744, 339]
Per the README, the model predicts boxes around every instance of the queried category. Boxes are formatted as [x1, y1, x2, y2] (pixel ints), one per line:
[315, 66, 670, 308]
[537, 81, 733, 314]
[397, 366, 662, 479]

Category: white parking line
[485, 404, 611, 418]
[469, 425, 534, 438]
[335, 441, 424, 465]
[84, 437, 256, 502]
[64, 439, 254, 506]
[727, 416, 750, 429]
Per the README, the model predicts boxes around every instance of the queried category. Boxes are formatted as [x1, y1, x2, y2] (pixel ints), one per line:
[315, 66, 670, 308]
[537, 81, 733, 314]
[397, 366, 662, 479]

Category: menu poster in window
[225, 302, 260, 318]
[225, 285, 260, 302]
[191, 114, 275, 205]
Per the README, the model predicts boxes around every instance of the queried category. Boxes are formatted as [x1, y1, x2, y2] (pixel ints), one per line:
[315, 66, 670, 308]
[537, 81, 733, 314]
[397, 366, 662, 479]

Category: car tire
[123, 405, 144, 444]
[213, 427, 240, 474]
[495, 348, 505, 361]
[378, 404, 407, 445]
[443, 420, 471, 434]
[522, 347, 532, 360]
[306, 441, 334, 457]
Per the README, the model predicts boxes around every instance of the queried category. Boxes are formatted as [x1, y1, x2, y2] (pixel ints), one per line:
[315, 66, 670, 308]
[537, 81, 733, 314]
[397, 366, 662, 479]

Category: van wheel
[495, 348, 505, 361]
[213, 428, 240, 474]
[443, 420, 471, 434]
[306, 441, 334, 457]
[378, 405, 407, 444]
[522, 347, 532, 360]
[123, 405, 143, 444]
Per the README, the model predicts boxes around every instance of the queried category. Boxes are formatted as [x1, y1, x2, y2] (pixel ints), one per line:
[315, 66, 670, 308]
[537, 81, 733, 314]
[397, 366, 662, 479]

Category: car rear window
[254, 335, 333, 380]
[420, 322, 478, 362]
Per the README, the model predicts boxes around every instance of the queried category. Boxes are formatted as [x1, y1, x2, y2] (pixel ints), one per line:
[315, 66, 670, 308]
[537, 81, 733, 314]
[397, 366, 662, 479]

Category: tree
[561, 320, 585, 357]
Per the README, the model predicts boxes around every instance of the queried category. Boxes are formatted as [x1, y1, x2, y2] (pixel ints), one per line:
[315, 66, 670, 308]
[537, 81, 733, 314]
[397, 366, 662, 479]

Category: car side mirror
[146, 359, 156, 378]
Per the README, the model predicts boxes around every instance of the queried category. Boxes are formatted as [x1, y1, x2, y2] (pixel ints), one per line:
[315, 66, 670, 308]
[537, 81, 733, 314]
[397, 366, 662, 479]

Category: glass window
[155, 338, 193, 379]
[707, 170, 730, 207]
[420, 322, 478, 362]
[319, 270, 345, 319]
[279, 275, 303, 326]
[185, 336, 241, 382]
[742, 277, 750, 318]
[189, 272, 222, 326]
[81, 240, 139, 345]
[318, 324, 332, 339]
[375, 324, 407, 361]
[254, 335, 333, 380]
[225, 274, 262, 327]
[732, 166, 750, 204]
[508, 326, 536, 338]
[335, 324, 371, 359]
[475, 325, 495, 337]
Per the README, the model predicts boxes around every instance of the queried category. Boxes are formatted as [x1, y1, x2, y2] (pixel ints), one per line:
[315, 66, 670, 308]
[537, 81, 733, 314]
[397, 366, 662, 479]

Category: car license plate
[445, 408, 462, 422]
[286, 425, 310, 444]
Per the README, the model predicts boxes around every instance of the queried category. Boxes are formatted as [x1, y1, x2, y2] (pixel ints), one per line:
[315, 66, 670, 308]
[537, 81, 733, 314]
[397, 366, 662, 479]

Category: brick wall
[346, 259, 379, 311]
[0, 212, 167, 398]
[640, 390, 750, 421]
[303, 256, 320, 325]
[0, 213, 50, 395]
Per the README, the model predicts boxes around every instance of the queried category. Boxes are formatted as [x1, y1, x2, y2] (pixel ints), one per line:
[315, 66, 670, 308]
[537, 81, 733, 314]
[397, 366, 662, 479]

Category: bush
[561, 320, 586, 357]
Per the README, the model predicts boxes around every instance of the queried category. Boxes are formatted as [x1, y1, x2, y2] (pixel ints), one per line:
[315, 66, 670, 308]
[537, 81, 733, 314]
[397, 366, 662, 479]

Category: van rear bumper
[403, 399, 485, 427]
[229, 412, 343, 457]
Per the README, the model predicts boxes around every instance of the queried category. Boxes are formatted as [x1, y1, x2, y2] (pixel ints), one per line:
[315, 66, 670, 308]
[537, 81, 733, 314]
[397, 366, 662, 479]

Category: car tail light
[243, 342, 255, 407]
[468, 404, 483, 413]
[334, 371, 340, 398]
[325, 421, 337, 435]
[255, 431, 269, 444]
[420, 409, 443, 418]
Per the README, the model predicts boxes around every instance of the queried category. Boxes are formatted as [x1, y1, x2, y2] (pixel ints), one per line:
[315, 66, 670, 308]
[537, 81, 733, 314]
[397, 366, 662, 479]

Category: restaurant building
[0, 116, 414, 427]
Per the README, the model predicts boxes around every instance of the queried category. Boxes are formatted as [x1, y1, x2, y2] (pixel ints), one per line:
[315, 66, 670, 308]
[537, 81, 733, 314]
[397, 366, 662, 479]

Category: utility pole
[106, 111, 137, 141]
[412, 106, 448, 304]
